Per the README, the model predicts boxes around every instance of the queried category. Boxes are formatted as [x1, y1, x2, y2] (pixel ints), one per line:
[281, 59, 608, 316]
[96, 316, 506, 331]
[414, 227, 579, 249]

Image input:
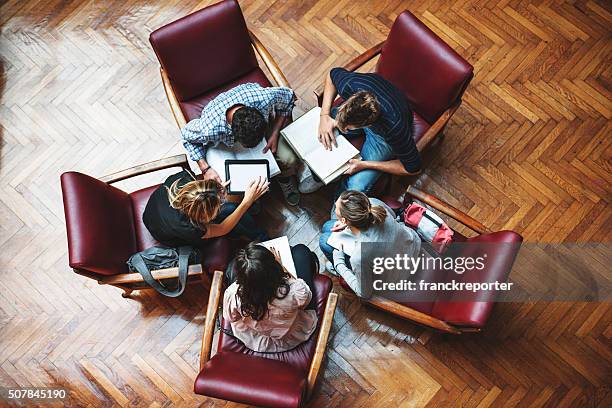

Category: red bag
[403, 203, 454, 253]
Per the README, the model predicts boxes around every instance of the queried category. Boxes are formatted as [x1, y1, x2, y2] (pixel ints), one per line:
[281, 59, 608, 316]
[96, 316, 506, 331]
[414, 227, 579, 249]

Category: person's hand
[318, 114, 337, 151]
[262, 133, 279, 154]
[343, 159, 365, 175]
[331, 221, 346, 232]
[269, 246, 282, 265]
[243, 176, 270, 205]
[201, 166, 222, 184]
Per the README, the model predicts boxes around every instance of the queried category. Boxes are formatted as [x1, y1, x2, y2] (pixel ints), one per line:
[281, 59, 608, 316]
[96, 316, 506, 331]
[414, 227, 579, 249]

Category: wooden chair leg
[121, 289, 133, 298]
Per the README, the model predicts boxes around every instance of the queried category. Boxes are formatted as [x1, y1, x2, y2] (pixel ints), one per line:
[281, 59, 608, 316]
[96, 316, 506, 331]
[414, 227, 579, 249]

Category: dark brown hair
[233, 244, 290, 321]
[338, 190, 386, 230]
[335, 91, 381, 130]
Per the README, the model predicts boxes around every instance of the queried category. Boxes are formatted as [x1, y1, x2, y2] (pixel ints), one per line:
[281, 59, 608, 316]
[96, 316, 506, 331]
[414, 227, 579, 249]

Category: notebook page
[259, 236, 297, 277]
[233, 138, 281, 177]
[206, 144, 237, 182]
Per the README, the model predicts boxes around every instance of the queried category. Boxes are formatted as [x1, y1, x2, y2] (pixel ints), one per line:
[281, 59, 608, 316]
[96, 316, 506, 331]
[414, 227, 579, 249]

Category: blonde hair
[338, 190, 386, 230]
[166, 178, 223, 230]
[336, 91, 381, 131]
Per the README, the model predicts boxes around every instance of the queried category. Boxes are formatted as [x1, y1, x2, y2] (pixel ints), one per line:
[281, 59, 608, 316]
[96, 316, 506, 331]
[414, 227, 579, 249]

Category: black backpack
[127, 246, 201, 297]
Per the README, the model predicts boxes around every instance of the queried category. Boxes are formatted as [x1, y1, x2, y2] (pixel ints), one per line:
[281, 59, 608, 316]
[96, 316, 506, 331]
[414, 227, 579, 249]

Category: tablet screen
[226, 162, 269, 193]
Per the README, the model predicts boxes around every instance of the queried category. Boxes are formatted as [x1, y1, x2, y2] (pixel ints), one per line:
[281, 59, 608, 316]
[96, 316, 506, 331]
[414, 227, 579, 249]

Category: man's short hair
[232, 106, 267, 148]
[336, 91, 381, 131]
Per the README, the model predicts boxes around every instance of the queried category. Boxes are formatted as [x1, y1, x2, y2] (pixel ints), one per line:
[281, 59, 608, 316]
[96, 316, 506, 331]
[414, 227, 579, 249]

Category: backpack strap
[131, 247, 193, 297]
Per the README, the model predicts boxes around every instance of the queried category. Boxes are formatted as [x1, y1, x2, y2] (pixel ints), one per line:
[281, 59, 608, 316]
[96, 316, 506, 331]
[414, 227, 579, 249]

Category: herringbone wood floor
[1, 0, 611, 407]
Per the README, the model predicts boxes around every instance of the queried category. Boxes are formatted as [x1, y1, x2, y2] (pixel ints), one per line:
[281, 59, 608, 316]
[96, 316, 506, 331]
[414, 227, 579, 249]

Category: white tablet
[224, 160, 270, 194]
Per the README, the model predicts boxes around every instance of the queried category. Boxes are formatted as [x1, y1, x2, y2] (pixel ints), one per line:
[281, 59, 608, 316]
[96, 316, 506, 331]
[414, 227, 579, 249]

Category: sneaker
[298, 166, 324, 194]
[277, 177, 300, 206]
[325, 261, 338, 276]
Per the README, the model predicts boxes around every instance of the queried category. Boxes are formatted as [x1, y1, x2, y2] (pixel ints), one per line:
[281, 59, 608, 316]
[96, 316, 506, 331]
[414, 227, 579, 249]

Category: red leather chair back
[149, 0, 258, 102]
[61, 172, 137, 276]
[376, 11, 474, 124]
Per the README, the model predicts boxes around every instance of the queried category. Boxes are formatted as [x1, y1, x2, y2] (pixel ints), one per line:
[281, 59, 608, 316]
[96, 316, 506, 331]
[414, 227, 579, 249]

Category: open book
[206, 138, 280, 182]
[259, 236, 296, 277]
[281, 107, 360, 184]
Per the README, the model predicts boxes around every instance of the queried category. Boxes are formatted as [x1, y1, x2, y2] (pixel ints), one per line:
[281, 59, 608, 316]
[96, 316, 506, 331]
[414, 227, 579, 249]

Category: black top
[330, 67, 421, 172]
[143, 170, 206, 247]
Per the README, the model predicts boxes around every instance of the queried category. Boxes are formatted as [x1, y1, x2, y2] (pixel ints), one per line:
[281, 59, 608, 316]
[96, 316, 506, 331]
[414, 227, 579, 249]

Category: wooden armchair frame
[199, 271, 339, 399]
[160, 30, 290, 130]
[92, 154, 204, 297]
[313, 41, 462, 153]
[365, 185, 491, 334]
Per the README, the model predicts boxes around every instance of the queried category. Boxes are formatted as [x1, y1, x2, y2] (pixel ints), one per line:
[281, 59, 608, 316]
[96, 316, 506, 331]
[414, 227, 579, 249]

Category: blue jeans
[319, 219, 337, 262]
[215, 202, 268, 241]
[331, 107, 394, 195]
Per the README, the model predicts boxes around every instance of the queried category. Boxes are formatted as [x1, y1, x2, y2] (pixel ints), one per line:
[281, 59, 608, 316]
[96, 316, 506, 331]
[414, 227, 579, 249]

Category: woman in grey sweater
[319, 191, 421, 297]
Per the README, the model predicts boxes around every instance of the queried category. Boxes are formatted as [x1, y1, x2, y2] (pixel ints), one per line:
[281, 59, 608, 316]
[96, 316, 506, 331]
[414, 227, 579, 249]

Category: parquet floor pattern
[0, 0, 611, 407]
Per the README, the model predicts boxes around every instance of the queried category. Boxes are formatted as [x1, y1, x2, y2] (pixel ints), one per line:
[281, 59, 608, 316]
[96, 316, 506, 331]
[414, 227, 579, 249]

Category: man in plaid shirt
[181, 83, 321, 206]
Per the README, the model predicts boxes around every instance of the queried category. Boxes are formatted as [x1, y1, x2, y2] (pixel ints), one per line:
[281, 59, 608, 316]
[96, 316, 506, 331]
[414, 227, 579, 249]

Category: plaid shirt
[181, 83, 295, 161]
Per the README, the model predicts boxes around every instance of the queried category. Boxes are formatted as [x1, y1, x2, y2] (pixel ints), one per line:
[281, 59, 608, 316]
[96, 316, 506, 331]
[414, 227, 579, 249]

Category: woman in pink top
[223, 243, 319, 353]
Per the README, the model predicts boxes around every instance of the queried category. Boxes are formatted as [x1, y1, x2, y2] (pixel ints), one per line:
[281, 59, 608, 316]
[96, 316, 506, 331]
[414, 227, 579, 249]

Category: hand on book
[343, 158, 365, 175]
[318, 114, 338, 151]
[262, 133, 279, 154]
[268, 246, 282, 265]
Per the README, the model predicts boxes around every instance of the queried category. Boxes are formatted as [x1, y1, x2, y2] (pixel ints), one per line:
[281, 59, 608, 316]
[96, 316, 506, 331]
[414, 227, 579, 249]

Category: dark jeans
[225, 244, 318, 309]
[215, 202, 268, 241]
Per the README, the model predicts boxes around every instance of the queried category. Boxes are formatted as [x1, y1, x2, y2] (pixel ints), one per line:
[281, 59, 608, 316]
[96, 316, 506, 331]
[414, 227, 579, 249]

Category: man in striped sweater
[318, 67, 422, 194]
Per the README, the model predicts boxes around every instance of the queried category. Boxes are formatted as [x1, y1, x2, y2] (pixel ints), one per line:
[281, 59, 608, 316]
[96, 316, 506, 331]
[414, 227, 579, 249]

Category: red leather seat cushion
[431, 231, 523, 327]
[217, 274, 333, 374]
[375, 10, 473, 124]
[61, 172, 137, 276]
[194, 352, 306, 408]
[149, 0, 258, 102]
[180, 67, 272, 121]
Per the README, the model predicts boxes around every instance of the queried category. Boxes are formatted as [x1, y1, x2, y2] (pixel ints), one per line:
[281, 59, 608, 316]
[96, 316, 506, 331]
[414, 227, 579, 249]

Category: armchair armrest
[100, 154, 190, 184]
[99, 264, 203, 285]
[249, 30, 290, 88]
[160, 68, 188, 129]
[314, 41, 385, 106]
[405, 186, 491, 234]
[306, 292, 338, 396]
[200, 270, 224, 371]
[367, 296, 461, 334]
[415, 102, 460, 152]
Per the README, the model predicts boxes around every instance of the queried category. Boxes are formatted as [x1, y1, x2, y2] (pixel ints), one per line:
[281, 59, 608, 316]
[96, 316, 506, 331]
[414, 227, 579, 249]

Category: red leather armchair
[315, 10, 474, 166]
[60, 154, 231, 297]
[149, 0, 290, 129]
[339, 187, 522, 334]
[195, 270, 338, 407]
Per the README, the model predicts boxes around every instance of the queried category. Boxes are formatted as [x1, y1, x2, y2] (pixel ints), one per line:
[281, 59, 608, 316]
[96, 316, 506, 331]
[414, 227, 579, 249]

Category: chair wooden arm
[306, 292, 338, 396]
[249, 30, 290, 88]
[99, 264, 203, 285]
[367, 296, 461, 334]
[160, 68, 188, 129]
[200, 270, 224, 371]
[314, 41, 385, 106]
[100, 154, 190, 184]
[415, 102, 460, 152]
[405, 186, 491, 234]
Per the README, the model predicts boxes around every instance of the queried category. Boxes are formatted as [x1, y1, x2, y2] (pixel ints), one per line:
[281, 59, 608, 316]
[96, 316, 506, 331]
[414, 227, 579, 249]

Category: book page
[281, 106, 360, 183]
[206, 139, 280, 181]
[259, 236, 296, 277]
[227, 163, 269, 192]
[327, 230, 357, 257]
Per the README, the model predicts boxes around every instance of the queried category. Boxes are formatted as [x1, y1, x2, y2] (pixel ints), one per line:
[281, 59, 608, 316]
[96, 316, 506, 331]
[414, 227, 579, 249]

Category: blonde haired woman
[143, 169, 268, 247]
[319, 190, 420, 297]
